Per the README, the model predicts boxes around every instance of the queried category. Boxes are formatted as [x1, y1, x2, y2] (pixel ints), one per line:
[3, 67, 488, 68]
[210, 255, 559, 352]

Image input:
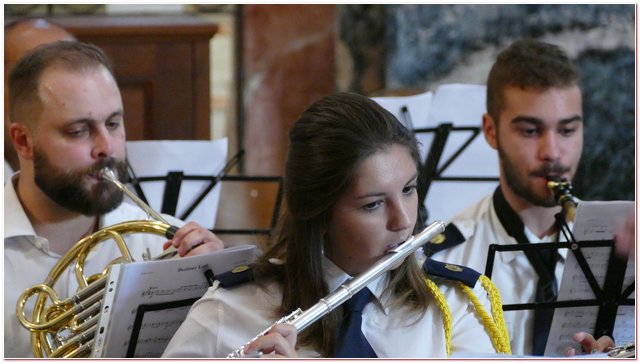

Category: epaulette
[205, 264, 255, 288]
[424, 223, 466, 255]
[422, 258, 480, 288]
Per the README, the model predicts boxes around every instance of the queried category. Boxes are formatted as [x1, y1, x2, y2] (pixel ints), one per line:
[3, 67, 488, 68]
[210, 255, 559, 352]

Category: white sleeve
[162, 284, 223, 358]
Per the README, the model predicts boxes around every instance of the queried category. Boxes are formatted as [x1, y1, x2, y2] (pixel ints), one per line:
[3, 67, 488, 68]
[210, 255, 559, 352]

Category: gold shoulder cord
[423, 277, 454, 355]
[423, 275, 512, 356]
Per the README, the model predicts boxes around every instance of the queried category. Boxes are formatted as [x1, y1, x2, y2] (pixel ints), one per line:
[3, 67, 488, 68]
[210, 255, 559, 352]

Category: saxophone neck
[546, 178, 578, 222]
[560, 196, 577, 222]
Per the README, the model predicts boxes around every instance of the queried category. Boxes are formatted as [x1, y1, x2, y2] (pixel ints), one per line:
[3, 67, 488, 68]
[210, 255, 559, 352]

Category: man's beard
[498, 146, 571, 208]
[33, 148, 128, 216]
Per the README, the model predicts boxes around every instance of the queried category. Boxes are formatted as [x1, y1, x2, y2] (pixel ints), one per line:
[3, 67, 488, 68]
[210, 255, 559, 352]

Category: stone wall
[339, 4, 635, 201]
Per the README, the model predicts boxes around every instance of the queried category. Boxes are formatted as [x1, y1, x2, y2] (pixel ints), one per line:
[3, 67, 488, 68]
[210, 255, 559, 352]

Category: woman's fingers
[243, 324, 298, 358]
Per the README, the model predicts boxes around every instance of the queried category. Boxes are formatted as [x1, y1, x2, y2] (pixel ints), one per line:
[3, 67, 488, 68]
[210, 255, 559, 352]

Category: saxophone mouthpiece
[546, 177, 577, 221]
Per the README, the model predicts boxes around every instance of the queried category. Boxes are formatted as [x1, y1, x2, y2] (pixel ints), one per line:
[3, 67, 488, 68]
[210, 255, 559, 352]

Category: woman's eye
[403, 185, 417, 195]
[362, 200, 383, 211]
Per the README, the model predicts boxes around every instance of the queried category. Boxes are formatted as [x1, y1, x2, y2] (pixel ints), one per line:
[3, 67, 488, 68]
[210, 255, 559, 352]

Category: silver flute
[227, 220, 446, 358]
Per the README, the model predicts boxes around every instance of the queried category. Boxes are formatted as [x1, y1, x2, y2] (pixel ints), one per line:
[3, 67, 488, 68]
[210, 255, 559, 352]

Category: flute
[227, 220, 446, 358]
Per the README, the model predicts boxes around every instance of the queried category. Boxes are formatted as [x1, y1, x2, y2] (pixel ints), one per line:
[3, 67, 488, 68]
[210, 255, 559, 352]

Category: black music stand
[413, 123, 499, 227]
[126, 150, 244, 219]
[126, 150, 284, 236]
[484, 214, 635, 342]
[125, 298, 199, 358]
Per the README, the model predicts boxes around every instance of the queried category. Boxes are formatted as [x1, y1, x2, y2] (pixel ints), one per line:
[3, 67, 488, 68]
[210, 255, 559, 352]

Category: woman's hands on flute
[242, 323, 299, 358]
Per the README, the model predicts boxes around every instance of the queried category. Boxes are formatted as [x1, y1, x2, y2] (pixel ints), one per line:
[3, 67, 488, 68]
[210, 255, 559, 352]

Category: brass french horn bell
[16, 167, 177, 357]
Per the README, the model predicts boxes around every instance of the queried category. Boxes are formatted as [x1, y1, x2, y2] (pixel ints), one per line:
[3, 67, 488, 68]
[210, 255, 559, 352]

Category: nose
[91, 127, 114, 159]
[538, 131, 561, 162]
[387, 200, 413, 232]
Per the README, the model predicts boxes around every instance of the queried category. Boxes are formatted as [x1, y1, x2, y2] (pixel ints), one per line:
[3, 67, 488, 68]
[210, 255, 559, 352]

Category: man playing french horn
[429, 39, 634, 356]
[4, 41, 225, 358]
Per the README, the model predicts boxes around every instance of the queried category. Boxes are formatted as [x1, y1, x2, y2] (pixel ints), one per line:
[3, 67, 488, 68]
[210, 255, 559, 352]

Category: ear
[10, 123, 34, 161]
[482, 113, 498, 150]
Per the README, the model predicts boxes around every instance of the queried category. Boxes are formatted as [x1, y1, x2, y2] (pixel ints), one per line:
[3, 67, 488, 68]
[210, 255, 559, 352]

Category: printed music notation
[571, 201, 634, 242]
[139, 319, 184, 330]
[125, 138, 228, 229]
[92, 244, 257, 358]
[126, 318, 186, 332]
[129, 306, 193, 358]
[544, 201, 635, 357]
[140, 282, 209, 298]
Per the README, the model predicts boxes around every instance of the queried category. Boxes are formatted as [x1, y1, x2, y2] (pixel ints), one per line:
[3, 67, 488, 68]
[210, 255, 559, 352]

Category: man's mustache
[530, 162, 570, 178]
[85, 158, 127, 181]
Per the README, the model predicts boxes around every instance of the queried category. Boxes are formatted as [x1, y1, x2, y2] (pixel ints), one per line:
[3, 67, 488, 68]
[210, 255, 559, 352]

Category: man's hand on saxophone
[563, 332, 615, 356]
[613, 210, 635, 259]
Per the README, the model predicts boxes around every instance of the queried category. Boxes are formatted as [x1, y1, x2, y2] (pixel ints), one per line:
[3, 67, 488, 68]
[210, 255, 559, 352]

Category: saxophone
[547, 178, 636, 359]
[546, 177, 578, 222]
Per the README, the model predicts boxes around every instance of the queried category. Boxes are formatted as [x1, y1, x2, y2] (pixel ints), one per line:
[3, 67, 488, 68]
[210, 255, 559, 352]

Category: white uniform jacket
[163, 256, 498, 358]
[432, 193, 567, 356]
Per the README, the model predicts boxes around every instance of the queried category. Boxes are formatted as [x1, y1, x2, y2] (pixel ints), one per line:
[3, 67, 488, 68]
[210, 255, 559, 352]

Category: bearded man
[4, 41, 224, 357]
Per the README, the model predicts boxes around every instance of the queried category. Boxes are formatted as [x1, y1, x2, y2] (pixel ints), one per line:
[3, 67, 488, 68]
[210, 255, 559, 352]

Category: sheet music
[572, 201, 634, 242]
[92, 244, 257, 357]
[424, 84, 499, 223]
[544, 201, 635, 356]
[427, 83, 486, 127]
[128, 304, 193, 358]
[373, 84, 500, 223]
[126, 139, 228, 229]
[371, 91, 433, 129]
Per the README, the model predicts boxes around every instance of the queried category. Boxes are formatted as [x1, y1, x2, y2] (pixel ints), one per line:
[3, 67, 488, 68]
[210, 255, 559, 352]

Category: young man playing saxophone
[429, 38, 633, 356]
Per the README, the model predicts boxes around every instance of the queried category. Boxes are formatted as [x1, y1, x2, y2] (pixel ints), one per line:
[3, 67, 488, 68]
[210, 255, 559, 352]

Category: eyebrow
[354, 172, 419, 200]
[511, 115, 583, 126]
[64, 110, 124, 126]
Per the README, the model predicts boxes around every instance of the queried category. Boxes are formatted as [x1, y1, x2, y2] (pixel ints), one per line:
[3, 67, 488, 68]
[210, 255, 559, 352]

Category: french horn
[16, 168, 177, 357]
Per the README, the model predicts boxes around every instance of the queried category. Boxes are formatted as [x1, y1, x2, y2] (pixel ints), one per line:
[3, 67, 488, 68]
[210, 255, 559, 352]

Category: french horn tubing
[16, 167, 177, 357]
[227, 220, 446, 358]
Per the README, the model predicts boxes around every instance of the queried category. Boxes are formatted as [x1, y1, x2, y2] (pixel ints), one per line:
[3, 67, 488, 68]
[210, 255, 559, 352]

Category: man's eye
[559, 127, 576, 137]
[106, 119, 122, 130]
[521, 128, 538, 137]
[67, 128, 88, 137]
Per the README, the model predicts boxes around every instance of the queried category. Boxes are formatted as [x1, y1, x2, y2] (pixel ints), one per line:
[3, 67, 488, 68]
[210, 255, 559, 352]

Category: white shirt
[433, 194, 567, 356]
[4, 160, 14, 184]
[4, 175, 183, 358]
[163, 256, 497, 358]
